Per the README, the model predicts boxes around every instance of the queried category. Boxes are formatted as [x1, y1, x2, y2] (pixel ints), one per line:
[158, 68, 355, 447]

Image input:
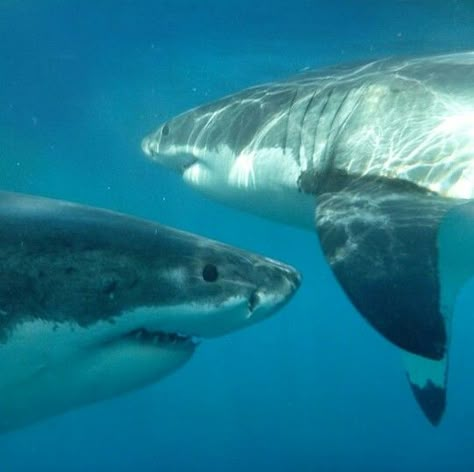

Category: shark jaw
[0, 308, 196, 434]
[0, 284, 297, 434]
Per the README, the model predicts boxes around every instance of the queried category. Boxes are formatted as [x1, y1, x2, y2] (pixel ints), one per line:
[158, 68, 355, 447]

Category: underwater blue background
[1, 1, 474, 470]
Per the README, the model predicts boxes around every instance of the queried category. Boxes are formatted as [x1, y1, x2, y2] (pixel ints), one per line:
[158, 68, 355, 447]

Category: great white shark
[0, 191, 300, 433]
[142, 51, 474, 425]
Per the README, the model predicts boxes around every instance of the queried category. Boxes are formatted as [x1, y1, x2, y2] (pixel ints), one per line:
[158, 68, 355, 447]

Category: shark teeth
[128, 328, 199, 346]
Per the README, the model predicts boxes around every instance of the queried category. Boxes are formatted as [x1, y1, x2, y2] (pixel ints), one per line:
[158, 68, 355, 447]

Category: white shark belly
[0, 314, 193, 433]
[182, 144, 316, 228]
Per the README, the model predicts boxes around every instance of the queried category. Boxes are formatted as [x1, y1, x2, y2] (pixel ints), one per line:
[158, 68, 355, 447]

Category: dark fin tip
[408, 378, 446, 426]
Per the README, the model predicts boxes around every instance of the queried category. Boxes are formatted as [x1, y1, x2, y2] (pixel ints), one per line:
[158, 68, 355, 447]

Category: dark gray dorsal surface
[0, 192, 235, 339]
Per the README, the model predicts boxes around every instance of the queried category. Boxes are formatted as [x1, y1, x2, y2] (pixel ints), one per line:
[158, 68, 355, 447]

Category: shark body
[142, 51, 474, 425]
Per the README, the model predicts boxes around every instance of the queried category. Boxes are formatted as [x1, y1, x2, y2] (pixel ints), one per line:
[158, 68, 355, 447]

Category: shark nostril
[161, 124, 170, 136]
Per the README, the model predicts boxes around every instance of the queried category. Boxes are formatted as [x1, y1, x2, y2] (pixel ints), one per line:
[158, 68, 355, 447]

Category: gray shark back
[0, 191, 234, 335]
[144, 52, 474, 201]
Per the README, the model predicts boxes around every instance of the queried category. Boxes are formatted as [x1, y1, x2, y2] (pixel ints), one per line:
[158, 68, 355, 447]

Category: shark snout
[280, 264, 302, 291]
[251, 259, 301, 316]
[141, 134, 157, 157]
[262, 258, 301, 289]
[141, 133, 198, 173]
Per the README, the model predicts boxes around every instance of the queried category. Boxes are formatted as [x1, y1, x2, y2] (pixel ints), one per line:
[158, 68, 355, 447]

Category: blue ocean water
[1, 1, 474, 470]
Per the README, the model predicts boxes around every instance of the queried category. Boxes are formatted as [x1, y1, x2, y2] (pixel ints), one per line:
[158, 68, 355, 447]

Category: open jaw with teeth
[124, 294, 260, 344]
[125, 328, 199, 346]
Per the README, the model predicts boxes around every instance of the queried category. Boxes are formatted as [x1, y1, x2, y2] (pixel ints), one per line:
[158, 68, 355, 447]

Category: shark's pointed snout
[141, 131, 198, 173]
[264, 257, 302, 290]
[141, 135, 155, 157]
[282, 264, 302, 290]
[250, 258, 301, 318]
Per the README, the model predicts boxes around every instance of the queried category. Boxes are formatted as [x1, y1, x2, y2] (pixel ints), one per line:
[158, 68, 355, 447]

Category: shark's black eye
[162, 124, 170, 136]
[202, 264, 218, 282]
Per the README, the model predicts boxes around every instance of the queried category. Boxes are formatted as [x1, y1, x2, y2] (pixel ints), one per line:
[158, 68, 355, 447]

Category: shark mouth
[125, 328, 199, 347]
[141, 139, 198, 174]
[169, 153, 198, 174]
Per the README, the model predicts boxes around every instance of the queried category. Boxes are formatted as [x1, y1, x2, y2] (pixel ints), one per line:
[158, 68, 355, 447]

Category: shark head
[0, 192, 300, 432]
[142, 87, 316, 227]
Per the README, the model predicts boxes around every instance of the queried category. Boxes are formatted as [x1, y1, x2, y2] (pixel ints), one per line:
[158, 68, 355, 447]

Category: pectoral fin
[301, 170, 474, 425]
[306, 171, 460, 360]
